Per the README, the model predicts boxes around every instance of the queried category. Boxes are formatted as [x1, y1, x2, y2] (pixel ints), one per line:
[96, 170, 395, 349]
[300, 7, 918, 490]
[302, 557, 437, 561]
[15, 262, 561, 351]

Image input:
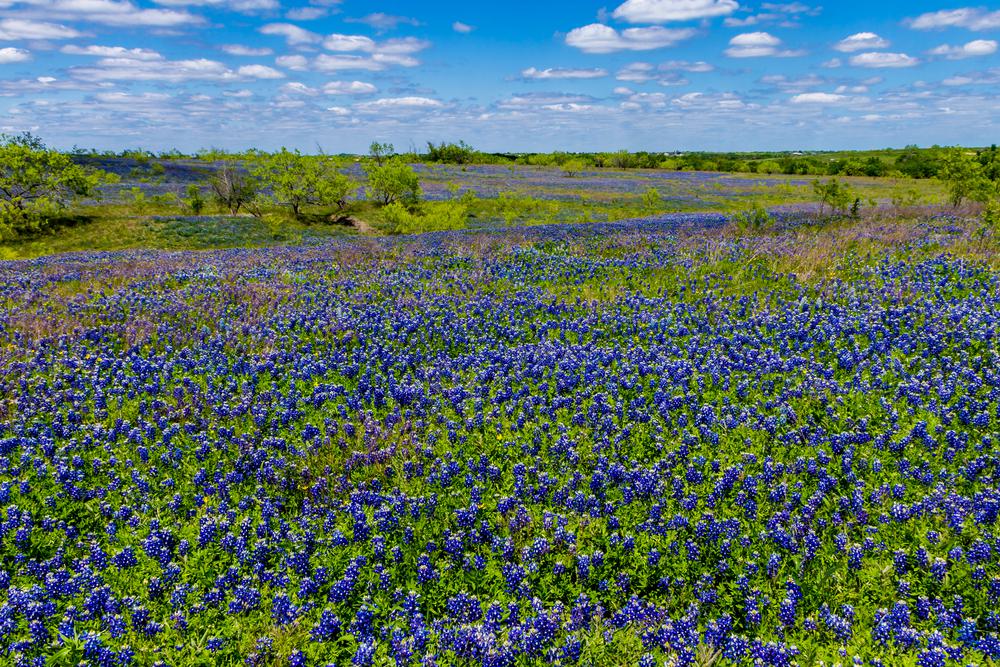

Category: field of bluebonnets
[3, 139, 1000, 667]
[3, 197, 1000, 667]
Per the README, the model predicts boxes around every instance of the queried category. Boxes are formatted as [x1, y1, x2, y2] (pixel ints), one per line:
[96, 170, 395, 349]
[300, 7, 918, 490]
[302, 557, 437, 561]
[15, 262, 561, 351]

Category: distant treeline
[69, 141, 999, 180]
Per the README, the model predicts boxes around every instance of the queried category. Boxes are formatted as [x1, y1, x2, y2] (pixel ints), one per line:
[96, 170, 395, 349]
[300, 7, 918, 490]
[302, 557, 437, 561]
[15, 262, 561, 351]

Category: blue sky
[0, 0, 998, 152]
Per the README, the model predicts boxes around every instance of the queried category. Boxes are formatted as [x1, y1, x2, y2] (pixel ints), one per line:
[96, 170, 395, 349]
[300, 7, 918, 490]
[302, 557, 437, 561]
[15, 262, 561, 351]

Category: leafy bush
[252, 149, 354, 218]
[0, 133, 116, 238]
[426, 141, 478, 164]
[642, 187, 662, 210]
[185, 184, 206, 215]
[382, 201, 468, 234]
[940, 148, 994, 207]
[561, 159, 587, 178]
[364, 157, 420, 206]
[731, 204, 775, 231]
[813, 178, 856, 216]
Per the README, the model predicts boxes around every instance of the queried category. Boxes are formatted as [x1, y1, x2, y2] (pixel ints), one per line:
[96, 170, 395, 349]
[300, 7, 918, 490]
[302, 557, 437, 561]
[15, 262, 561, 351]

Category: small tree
[210, 161, 257, 215]
[369, 141, 395, 167]
[185, 184, 206, 215]
[642, 187, 662, 210]
[940, 148, 992, 207]
[0, 133, 115, 237]
[364, 157, 420, 206]
[253, 149, 354, 219]
[813, 177, 854, 216]
[561, 159, 587, 178]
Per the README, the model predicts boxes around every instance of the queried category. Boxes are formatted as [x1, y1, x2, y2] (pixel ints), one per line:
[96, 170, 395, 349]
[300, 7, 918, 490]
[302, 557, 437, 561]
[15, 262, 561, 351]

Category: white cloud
[565, 23, 696, 54]
[313, 54, 385, 71]
[723, 2, 819, 27]
[725, 32, 801, 58]
[323, 33, 377, 52]
[322, 80, 377, 94]
[834, 32, 889, 53]
[0, 18, 81, 40]
[222, 44, 274, 56]
[929, 40, 998, 60]
[908, 8, 1000, 31]
[286, 7, 328, 20]
[280, 81, 318, 95]
[661, 59, 714, 72]
[498, 93, 597, 109]
[70, 57, 238, 82]
[355, 96, 442, 112]
[345, 13, 420, 31]
[61, 45, 162, 60]
[615, 61, 698, 85]
[2, 0, 201, 28]
[237, 64, 285, 79]
[260, 23, 321, 45]
[522, 66, 608, 80]
[942, 68, 1000, 86]
[275, 54, 308, 70]
[790, 92, 848, 104]
[612, 0, 739, 23]
[69, 56, 287, 82]
[849, 52, 919, 68]
[453, 21, 474, 33]
[0, 47, 30, 63]
[151, 0, 278, 12]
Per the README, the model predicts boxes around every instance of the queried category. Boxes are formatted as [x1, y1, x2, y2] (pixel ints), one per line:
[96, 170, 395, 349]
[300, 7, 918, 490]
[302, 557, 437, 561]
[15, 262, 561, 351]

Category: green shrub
[731, 205, 775, 231]
[252, 149, 355, 218]
[642, 188, 662, 210]
[383, 201, 468, 234]
[0, 133, 116, 238]
[365, 157, 421, 206]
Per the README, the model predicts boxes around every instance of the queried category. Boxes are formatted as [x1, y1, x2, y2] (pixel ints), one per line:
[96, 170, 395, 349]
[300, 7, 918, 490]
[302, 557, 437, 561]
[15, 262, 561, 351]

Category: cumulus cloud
[286, 6, 330, 20]
[322, 80, 377, 94]
[260, 23, 322, 46]
[355, 96, 443, 112]
[0, 0, 201, 28]
[723, 2, 820, 27]
[565, 24, 697, 54]
[323, 34, 377, 51]
[612, 0, 739, 23]
[345, 13, 420, 31]
[70, 57, 237, 82]
[222, 44, 274, 56]
[0, 46, 30, 63]
[849, 52, 919, 68]
[724, 32, 802, 58]
[929, 40, 998, 60]
[452, 21, 474, 33]
[834, 32, 889, 52]
[276, 54, 309, 70]
[498, 92, 598, 109]
[0, 18, 81, 40]
[616, 61, 706, 84]
[908, 8, 1000, 31]
[521, 66, 608, 80]
[69, 56, 288, 82]
[942, 68, 1000, 86]
[237, 64, 284, 78]
[61, 45, 162, 60]
[151, 0, 278, 12]
[790, 92, 848, 104]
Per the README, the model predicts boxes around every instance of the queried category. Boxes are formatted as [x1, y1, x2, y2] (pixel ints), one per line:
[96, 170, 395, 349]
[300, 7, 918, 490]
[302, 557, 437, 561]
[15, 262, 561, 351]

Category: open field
[3, 208, 1000, 666]
[0, 157, 950, 260]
